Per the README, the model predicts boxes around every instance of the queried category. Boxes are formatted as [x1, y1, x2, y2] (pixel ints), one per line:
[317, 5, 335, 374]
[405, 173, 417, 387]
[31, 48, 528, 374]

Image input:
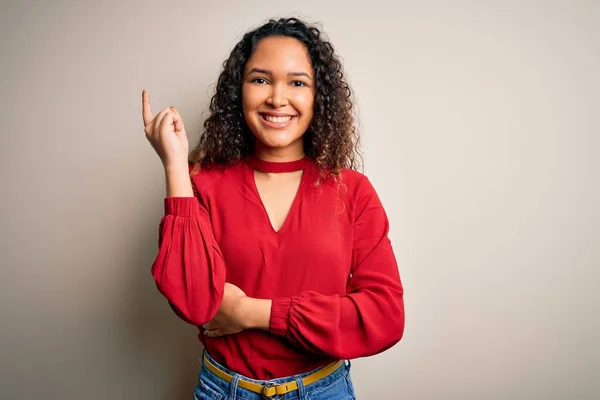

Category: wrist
[164, 165, 193, 197]
[164, 161, 189, 175]
[239, 297, 272, 331]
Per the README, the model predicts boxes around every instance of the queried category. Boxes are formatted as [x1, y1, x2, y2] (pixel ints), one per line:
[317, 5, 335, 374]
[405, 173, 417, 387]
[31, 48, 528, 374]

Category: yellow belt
[202, 353, 344, 398]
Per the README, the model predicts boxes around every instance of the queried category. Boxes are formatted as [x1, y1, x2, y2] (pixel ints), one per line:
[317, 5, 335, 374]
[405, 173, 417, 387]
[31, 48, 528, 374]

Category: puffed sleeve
[150, 174, 226, 326]
[269, 176, 404, 358]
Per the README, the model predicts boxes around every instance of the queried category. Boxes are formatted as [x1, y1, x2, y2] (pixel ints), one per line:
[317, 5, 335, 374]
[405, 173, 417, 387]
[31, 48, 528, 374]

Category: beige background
[1, 0, 599, 399]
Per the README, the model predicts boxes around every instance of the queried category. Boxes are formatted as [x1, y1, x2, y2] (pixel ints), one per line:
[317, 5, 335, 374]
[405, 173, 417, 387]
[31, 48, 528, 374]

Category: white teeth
[264, 115, 292, 123]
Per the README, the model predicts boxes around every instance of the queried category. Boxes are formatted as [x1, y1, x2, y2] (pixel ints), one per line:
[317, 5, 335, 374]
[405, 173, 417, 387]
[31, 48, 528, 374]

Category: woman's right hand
[142, 90, 189, 170]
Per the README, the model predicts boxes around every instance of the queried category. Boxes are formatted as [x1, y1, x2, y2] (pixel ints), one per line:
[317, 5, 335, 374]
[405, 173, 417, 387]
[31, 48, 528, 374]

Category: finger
[169, 106, 179, 132]
[152, 108, 174, 139]
[170, 106, 184, 133]
[157, 109, 176, 137]
[141, 90, 154, 126]
[204, 329, 221, 338]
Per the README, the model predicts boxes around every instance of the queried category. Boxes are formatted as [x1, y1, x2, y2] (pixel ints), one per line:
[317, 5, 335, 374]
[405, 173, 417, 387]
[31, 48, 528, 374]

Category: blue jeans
[194, 351, 357, 400]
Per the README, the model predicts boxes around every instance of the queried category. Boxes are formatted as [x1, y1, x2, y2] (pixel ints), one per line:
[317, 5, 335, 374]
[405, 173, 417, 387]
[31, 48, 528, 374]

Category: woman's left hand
[202, 283, 248, 337]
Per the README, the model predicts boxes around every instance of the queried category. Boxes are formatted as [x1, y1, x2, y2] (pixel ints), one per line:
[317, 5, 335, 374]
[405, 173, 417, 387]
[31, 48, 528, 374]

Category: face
[242, 36, 315, 157]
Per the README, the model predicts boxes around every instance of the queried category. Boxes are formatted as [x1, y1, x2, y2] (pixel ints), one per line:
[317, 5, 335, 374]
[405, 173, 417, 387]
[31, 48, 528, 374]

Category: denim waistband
[199, 350, 351, 399]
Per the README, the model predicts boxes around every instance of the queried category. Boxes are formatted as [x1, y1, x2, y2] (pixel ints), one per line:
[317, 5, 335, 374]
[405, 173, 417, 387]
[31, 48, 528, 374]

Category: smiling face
[242, 36, 315, 160]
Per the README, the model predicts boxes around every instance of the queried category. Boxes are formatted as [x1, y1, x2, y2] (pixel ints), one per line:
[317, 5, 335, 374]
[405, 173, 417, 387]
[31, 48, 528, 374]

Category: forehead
[245, 36, 313, 73]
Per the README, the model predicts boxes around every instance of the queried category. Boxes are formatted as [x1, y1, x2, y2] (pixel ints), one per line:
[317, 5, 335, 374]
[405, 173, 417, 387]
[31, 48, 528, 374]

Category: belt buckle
[261, 382, 283, 399]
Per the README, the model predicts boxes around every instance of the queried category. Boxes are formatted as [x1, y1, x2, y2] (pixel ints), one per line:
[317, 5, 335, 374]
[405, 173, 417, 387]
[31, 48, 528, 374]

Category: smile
[259, 113, 296, 128]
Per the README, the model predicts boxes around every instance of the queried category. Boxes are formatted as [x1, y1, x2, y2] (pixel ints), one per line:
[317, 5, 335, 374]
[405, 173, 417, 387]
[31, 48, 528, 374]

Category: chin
[258, 131, 302, 148]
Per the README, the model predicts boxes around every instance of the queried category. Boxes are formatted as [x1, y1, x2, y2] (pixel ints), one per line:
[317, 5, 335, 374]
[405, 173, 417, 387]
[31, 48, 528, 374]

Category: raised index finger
[141, 89, 153, 126]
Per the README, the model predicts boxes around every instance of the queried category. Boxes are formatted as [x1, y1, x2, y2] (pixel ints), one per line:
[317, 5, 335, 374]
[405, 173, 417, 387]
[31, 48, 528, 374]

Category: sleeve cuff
[164, 197, 200, 217]
[269, 297, 292, 337]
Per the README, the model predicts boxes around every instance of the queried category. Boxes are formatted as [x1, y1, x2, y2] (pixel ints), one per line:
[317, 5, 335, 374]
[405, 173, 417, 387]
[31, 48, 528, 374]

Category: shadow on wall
[121, 205, 204, 400]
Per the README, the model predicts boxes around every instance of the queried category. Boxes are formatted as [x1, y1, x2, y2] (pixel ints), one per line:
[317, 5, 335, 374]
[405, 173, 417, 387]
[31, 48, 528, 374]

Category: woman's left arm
[244, 176, 405, 359]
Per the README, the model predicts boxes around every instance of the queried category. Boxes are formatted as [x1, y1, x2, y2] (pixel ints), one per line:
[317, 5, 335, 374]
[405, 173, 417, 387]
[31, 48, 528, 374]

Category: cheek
[241, 91, 251, 114]
[293, 92, 315, 117]
[242, 85, 261, 114]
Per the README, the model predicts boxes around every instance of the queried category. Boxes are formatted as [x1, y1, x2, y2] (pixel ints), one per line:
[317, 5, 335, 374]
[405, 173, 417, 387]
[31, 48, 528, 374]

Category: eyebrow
[247, 68, 313, 81]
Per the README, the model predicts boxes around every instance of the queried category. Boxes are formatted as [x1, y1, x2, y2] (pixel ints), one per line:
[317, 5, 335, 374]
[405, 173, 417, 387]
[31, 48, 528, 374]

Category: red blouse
[151, 157, 404, 379]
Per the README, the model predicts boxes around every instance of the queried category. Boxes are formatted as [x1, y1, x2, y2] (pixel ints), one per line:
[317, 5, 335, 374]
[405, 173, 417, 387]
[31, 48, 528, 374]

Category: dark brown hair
[190, 17, 362, 179]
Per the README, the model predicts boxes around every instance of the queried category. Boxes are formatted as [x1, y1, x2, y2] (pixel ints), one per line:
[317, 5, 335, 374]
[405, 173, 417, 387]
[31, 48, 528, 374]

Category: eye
[250, 77, 268, 84]
[292, 80, 307, 87]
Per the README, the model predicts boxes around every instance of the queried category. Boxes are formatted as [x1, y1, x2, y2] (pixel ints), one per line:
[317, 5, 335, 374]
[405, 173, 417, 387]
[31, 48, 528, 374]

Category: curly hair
[189, 17, 362, 180]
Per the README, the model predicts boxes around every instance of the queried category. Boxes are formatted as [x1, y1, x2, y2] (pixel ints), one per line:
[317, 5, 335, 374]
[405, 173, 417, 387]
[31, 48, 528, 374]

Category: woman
[142, 17, 404, 400]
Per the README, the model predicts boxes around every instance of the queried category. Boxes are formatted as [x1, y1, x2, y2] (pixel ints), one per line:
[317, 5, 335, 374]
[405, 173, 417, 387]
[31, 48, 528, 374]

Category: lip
[259, 111, 297, 116]
[258, 113, 297, 129]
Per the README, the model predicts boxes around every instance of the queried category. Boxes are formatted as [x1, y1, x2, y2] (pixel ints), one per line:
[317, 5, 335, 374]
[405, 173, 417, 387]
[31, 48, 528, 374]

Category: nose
[266, 83, 288, 108]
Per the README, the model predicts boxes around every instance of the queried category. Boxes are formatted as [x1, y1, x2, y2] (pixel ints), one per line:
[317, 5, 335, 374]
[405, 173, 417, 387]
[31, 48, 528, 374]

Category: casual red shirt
[151, 157, 404, 379]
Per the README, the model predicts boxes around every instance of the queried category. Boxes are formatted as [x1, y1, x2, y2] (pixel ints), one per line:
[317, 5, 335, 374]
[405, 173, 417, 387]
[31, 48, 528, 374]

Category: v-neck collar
[242, 157, 313, 234]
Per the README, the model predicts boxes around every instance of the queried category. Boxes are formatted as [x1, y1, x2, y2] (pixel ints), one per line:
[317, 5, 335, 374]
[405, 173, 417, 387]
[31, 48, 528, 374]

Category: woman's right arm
[152, 182, 226, 327]
[142, 90, 226, 326]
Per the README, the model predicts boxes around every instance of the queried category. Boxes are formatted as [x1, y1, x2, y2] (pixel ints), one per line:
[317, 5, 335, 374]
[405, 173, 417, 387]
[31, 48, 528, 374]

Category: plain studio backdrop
[1, 0, 598, 399]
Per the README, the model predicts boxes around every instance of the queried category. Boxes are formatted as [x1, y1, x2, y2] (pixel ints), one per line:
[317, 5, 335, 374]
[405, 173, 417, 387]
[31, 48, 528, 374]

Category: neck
[253, 141, 305, 163]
